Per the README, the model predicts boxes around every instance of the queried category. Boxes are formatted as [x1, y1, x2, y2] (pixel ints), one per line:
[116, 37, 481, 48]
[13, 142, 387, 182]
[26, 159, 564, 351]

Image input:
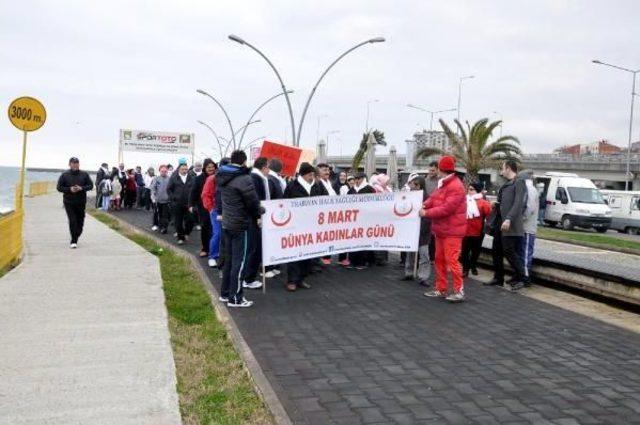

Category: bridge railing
[0, 185, 24, 273]
[28, 181, 57, 197]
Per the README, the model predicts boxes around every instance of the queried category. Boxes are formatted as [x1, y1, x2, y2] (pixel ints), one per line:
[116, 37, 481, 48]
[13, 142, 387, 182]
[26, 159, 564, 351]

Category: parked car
[601, 190, 640, 235]
[535, 172, 611, 232]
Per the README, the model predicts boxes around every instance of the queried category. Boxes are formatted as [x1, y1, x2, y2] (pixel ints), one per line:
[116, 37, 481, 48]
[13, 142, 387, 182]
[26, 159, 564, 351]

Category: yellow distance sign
[8, 96, 46, 132]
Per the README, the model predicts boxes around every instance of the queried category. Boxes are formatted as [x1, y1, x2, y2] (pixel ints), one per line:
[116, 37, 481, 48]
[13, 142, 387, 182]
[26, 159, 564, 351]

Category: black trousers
[198, 204, 212, 252]
[461, 235, 484, 272]
[156, 203, 170, 230]
[492, 231, 527, 283]
[287, 260, 310, 285]
[64, 202, 86, 244]
[244, 220, 261, 282]
[172, 203, 193, 240]
[350, 251, 374, 267]
[221, 229, 248, 303]
[428, 237, 436, 263]
[124, 189, 136, 209]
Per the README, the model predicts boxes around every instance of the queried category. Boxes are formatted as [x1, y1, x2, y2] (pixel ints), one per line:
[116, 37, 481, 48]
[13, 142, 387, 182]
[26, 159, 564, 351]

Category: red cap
[438, 155, 456, 172]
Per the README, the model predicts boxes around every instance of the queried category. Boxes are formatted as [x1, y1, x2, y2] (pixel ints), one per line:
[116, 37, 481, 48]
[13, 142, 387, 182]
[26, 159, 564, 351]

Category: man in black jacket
[57, 157, 94, 248]
[217, 150, 263, 308]
[283, 162, 316, 292]
[166, 163, 195, 245]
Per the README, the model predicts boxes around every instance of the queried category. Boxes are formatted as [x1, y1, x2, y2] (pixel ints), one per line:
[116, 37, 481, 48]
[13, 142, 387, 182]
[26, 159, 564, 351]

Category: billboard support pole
[191, 133, 195, 165]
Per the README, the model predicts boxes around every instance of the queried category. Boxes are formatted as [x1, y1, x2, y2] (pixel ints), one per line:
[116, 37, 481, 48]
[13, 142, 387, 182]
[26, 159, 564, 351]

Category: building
[554, 140, 622, 155]
[405, 130, 448, 168]
[631, 141, 640, 153]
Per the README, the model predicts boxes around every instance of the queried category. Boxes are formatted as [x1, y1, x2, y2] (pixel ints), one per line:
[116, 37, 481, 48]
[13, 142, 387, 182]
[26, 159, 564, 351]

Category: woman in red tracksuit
[461, 182, 492, 277]
[420, 156, 467, 302]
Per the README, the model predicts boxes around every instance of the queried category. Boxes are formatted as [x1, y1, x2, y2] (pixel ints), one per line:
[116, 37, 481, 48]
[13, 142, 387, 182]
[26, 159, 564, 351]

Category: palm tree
[351, 130, 386, 170]
[416, 118, 522, 185]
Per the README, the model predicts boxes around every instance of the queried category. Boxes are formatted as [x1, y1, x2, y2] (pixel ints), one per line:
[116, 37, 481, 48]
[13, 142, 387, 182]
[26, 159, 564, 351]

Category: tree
[351, 130, 386, 171]
[416, 118, 522, 185]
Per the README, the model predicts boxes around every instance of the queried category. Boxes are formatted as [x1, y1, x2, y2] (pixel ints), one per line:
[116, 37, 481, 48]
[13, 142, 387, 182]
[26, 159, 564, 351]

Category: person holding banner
[402, 175, 432, 285]
[348, 172, 377, 270]
[217, 150, 264, 307]
[283, 162, 316, 292]
[420, 156, 467, 303]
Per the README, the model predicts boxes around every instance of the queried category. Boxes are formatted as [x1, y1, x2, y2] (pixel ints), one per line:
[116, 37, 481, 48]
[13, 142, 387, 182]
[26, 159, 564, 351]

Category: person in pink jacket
[420, 156, 467, 302]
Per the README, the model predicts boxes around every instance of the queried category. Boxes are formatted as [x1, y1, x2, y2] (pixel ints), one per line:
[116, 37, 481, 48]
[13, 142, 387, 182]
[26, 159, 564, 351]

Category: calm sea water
[0, 166, 64, 211]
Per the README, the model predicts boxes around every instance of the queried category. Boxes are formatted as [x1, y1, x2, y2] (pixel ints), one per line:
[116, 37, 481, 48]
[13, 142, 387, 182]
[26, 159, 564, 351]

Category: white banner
[261, 191, 423, 266]
[119, 129, 194, 155]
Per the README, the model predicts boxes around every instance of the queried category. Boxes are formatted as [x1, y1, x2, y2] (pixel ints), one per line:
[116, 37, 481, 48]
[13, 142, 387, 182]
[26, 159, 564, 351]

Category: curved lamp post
[196, 89, 237, 149]
[197, 120, 225, 159]
[238, 90, 293, 148]
[228, 34, 297, 146]
[407, 104, 457, 130]
[296, 37, 386, 146]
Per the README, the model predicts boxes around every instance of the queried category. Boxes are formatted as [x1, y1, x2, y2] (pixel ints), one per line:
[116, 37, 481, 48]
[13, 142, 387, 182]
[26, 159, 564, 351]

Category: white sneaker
[196, 225, 202, 231]
[446, 292, 465, 303]
[262, 271, 276, 279]
[173, 232, 178, 237]
[70, 243, 77, 249]
[424, 290, 446, 298]
[177, 240, 184, 245]
[208, 258, 218, 268]
[218, 296, 229, 303]
[151, 225, 158, 231]
[227, 298, 253, 308]
[272, 269, 281, 275]
[243, 280, 263, 289]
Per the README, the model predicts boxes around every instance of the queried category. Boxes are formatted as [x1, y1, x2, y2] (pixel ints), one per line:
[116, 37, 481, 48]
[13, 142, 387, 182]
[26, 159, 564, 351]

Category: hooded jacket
[423, 173, 467, 238]
[57, 169, 94, 205]
[217, 164, 262, 231]
[518, 170, 539, 235]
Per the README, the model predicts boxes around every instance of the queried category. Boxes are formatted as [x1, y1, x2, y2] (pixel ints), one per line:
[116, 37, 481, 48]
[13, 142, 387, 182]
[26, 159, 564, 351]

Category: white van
[601, 190, 640, 235]
[535, 172, 611, 232]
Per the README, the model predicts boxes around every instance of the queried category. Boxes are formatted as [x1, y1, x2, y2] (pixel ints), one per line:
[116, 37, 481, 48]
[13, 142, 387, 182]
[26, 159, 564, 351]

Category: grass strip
[537, 227, 640, 255]
[91, 211, 272, 425]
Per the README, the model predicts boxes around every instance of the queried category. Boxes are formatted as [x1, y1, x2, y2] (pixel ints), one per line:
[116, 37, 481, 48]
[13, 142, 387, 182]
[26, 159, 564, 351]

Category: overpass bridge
[326, 153, 640, 190]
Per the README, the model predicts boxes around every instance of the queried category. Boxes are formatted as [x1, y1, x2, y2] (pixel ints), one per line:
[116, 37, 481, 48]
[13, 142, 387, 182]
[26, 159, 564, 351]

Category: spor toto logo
[393, 195, 413, 217]
[270, 204, 292, 227]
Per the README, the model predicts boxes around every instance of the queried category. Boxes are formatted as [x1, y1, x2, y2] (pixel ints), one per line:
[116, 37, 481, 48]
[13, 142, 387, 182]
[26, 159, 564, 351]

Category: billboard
[119, 129, 194, 155]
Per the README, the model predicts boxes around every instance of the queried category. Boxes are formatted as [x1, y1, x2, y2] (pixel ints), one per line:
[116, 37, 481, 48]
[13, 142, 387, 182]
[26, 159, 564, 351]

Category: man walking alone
[57, 157, 94, 248]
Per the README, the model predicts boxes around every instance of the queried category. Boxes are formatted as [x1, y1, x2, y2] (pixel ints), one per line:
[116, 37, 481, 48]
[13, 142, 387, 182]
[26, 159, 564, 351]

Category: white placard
[261, 191, 422, 266]
[119, 129, 194, 155]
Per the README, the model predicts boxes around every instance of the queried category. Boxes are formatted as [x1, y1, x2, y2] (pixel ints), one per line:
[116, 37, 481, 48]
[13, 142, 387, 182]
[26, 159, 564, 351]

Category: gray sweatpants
[404, 244, 431, 282]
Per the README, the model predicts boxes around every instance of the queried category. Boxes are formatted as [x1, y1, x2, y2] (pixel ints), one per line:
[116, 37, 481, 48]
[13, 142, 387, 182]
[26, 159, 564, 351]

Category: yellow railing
[28, 181, 56, 197]
[0, 209, 24, 271]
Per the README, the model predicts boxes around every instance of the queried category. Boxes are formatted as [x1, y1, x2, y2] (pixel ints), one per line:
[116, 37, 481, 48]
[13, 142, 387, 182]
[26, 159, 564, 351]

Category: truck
[535, 172, 611, 232]
[600, 190, 640, 235]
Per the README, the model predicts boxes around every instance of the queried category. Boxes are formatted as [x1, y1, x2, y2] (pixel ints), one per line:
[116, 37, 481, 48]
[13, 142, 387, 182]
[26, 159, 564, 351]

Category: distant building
[554, 140, 622, 155]
[631, 141, 640, 153]
[405, 130, 448, 169]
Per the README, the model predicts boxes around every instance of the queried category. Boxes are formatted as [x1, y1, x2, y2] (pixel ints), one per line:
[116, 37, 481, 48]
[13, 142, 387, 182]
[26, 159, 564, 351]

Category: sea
[0, 166, 64, 212]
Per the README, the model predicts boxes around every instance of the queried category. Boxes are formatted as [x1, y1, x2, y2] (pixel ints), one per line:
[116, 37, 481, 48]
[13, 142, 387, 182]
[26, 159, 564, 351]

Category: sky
[1, 0, 639, 169]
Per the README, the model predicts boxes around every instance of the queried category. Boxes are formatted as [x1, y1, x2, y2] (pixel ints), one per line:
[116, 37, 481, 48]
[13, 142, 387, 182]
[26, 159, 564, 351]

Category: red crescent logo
[271, 209, 292, 227]
[393, 202, 414, 217]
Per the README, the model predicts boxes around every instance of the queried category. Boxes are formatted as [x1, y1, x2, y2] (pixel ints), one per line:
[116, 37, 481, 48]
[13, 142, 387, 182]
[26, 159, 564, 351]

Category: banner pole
[262, 264, 266, 294]
[412, 250, 419, 279]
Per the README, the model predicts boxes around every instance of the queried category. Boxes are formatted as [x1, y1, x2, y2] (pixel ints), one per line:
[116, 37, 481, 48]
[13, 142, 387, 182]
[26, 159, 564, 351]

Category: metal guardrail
[0, 185, 24, 272]
[28, 181, 56, 197]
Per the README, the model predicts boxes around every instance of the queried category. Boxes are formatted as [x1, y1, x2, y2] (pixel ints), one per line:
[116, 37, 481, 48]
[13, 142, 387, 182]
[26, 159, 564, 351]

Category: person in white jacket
[518, 169, 539, 283]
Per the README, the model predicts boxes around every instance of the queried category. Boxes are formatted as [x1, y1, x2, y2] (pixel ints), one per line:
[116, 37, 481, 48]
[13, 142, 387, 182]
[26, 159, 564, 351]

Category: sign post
[7, 96, 47, 211]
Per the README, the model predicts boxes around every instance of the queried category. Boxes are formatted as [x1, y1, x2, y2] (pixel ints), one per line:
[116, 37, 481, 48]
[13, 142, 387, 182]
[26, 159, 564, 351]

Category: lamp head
[196, 89, 206, 95]
[368, 37, 386, 43]
[592, 59, 602, 64]
[228, 34, 245, 45]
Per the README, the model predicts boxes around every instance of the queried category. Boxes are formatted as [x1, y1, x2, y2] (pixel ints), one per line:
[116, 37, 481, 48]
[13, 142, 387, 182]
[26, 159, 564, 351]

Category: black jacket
[217, 165, 262, 231]
[189, 172, 208, 209]
[57, 169, 94, 205]
[96, 168, 108, 187]
[497, 178, 526, 237]
[267, 175, 284, 200]
[348, 184, 376, 195]
[167, 172, 195, 206]
[284, 179, 312, 199]
[311, 181, 329, 197]
[250, 171, 268, 201]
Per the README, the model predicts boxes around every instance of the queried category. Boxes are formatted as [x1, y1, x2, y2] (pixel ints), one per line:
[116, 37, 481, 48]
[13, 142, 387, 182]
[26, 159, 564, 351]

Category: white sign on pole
[119, 129, 194, 155]
[261, 191, 422, 266]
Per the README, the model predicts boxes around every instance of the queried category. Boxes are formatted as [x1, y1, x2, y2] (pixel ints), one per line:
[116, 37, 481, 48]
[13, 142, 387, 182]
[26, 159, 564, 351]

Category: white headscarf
[466, 193, 483, 219]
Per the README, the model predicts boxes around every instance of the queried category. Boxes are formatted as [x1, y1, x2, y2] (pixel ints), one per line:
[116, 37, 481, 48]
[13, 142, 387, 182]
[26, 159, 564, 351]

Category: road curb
[103, 213, 293, 425]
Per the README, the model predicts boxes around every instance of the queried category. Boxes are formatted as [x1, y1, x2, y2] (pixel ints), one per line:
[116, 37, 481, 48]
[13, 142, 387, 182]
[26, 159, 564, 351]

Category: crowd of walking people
[83, 151, 540, 308]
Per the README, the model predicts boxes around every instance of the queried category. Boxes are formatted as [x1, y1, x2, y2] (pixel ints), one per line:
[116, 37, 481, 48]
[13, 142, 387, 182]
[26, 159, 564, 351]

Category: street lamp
[296, 37, 385, 146]
[407, 104, 457, 131]
[592, 59, 640, 190]
[457, 75, 475, 124]
[326, 130, 340, 156]
[366, 99, 379, 132]
[316, 114, 328, 144]
[196, 89, 237, 149]
[228, 34, 297, 146]
[238, 90, 294, 149]
[197, 120, 224, 159]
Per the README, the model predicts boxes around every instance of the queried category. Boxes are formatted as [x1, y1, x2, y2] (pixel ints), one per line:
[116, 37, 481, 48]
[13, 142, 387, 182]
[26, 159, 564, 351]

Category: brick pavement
[114, 208, 640, 424]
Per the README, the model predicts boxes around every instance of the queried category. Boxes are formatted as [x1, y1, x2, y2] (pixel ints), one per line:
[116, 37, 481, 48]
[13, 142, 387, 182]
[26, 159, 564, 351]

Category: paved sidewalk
[0, 195, 181, 424]
[116, 207, 640, 425]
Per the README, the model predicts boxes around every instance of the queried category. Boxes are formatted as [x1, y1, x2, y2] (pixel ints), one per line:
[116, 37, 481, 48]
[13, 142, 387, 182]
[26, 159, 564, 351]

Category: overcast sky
[1, 0, 639, 169]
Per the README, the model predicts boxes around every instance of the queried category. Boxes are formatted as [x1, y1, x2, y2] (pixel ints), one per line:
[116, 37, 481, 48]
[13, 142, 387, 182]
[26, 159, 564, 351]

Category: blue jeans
[209, 211, 222, 260]
[101, 195, 110, 211]
[521, 233, 536, 278]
